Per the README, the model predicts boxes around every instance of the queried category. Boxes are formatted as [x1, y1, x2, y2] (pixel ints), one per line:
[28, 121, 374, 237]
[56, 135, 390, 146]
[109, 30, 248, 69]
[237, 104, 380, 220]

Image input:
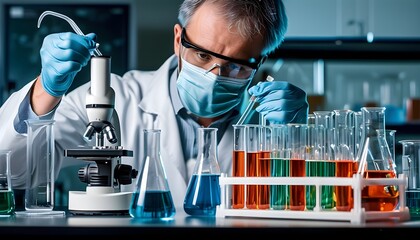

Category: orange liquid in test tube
[289, 158, 306, 211]
[258, 150, 271, 209]
[232, 150, 245, 209]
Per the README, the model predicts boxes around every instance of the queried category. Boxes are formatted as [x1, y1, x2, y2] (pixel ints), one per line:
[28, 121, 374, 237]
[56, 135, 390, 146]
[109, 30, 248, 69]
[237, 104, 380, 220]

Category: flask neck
[361, 107, 386, 138]
[143, 129, 161, 158]
[195, 128, 220, 174]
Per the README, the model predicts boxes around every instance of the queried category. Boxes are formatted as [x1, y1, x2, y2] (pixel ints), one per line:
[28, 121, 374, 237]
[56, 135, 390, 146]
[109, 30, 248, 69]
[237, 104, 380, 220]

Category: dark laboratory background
[0, 0, 420, 208]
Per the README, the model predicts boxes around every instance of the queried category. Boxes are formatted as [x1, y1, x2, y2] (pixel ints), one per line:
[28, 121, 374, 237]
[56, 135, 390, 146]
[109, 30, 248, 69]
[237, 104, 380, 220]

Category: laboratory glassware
[312, 110, 335, 209]
[0, 150, 15, 216]
[21, 119, 64, 216]
[232, 125, 246, 209]
[270, 124, 288, 210]
[184, 128, 221, 216]
[333, 109, 356, 212]
[287, 123, 307, 211]
[130, 129, 175, 220]
[399, 140, 420, 216]
[257, 125, 272, 209]
[244, 124, 267, 209]
[356, 107, 399, 211]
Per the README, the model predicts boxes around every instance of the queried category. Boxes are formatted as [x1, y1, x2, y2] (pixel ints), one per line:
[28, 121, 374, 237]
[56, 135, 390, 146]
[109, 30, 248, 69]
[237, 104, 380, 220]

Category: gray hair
[178, 0, 288, 55]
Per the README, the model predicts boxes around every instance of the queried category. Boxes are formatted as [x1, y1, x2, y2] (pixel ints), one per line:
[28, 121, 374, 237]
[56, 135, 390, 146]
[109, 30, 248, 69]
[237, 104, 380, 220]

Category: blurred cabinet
[284, 0, 420, 38]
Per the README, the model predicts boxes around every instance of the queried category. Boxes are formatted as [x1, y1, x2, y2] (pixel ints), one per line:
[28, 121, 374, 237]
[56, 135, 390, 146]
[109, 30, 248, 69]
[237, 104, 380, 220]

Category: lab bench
[1, 208, 420, 237]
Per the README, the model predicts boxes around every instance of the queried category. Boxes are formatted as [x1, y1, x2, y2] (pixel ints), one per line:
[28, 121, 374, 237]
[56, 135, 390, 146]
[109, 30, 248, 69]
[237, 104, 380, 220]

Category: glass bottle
[356, 107, 399, 211]
[184, 128, 221, 216]
[129, 129, 175, 220]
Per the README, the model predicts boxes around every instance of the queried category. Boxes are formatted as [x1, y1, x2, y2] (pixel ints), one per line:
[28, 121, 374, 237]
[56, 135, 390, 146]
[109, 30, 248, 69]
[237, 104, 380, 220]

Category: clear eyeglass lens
[181, 46, 255, 79]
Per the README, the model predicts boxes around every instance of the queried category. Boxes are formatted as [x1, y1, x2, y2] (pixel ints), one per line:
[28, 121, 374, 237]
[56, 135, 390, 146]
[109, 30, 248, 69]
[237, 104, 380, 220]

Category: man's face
[174, 2, 265, 77]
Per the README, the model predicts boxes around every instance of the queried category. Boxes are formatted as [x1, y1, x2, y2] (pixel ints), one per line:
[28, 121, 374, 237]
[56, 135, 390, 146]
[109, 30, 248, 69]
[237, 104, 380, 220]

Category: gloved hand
[40, 32, 98, 97]
[248, 81, 309, 124]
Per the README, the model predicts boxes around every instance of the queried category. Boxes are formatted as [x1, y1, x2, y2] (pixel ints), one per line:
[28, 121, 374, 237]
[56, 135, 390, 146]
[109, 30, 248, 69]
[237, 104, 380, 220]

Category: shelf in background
[270, 37, 420, 60]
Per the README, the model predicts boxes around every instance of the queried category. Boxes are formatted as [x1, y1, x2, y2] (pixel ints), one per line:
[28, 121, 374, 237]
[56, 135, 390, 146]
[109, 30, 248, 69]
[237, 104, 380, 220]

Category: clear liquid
[129, 190, 175, 219]
[184, 174, 221, 216]
[0, 190, 15, 215]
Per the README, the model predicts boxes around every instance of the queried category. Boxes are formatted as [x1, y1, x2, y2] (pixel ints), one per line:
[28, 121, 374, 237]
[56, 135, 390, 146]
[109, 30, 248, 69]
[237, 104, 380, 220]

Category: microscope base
[68, 186, 132, 215]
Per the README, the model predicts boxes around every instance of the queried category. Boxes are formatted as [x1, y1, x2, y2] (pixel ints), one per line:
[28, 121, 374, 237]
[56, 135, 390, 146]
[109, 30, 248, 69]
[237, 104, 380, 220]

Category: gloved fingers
[42, 45, 91, 68]
[257, 89, 307, 104]
[256, 98, 308, 112]
[262, 105, 309, 124]
[43, 32, 96, 62]
[249, 81, 304, 97]
[43, 53, 85, 77]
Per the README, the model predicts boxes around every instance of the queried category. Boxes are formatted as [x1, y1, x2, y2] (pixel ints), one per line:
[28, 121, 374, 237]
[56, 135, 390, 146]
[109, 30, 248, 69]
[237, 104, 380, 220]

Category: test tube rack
[216, 174, 410, 225]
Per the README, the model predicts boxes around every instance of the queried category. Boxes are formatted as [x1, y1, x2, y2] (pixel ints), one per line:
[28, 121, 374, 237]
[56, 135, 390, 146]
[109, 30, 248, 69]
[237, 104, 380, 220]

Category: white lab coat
[0, 55, 236, 210]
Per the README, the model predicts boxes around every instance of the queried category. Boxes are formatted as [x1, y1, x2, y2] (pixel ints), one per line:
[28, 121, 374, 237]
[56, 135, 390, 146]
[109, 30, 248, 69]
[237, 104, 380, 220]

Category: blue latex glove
[248, 81, 309, 124]
[40, 32, 98, 97]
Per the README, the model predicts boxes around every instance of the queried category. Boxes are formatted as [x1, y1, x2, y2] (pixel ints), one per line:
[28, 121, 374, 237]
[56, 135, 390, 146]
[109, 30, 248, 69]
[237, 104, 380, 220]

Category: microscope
[64, 56, 137, 215]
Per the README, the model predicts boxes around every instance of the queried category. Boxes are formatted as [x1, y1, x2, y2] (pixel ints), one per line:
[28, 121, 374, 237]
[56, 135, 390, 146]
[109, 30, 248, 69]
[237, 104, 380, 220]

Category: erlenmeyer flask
[129, 129, 175, 220]
[184, 128, 221, 216]
[356, 107, 399, 211]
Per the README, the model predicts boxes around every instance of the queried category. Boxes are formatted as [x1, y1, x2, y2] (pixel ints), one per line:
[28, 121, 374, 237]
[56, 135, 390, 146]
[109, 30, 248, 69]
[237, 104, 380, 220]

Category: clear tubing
[37, 10, 102, 57]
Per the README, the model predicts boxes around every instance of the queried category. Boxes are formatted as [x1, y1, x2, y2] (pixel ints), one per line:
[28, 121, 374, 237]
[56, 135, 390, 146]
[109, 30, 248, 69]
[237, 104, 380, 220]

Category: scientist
[0, 0, 308, 210]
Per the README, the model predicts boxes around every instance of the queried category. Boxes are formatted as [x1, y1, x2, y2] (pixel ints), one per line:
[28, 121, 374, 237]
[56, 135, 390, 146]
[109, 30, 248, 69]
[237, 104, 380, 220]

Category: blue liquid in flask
[130, 190, 175, 220]
[183, 174, 221, 216]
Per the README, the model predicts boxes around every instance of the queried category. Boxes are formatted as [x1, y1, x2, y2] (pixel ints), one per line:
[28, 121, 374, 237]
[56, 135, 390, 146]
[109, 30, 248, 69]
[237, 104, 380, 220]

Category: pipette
[236, 75, 274, 125]
[37, 10, 102, 57]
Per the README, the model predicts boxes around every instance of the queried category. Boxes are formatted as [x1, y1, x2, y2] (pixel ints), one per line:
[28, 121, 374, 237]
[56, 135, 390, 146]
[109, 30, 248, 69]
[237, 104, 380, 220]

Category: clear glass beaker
[0, 150, 15, 216]
[399, 140, 420, 216]
[184, 128, 221, 216]
[24, 119, 56, 212]
[356, 107, 399, 211]
[129, 129, 175, 220]
[232, 125, 246, 209]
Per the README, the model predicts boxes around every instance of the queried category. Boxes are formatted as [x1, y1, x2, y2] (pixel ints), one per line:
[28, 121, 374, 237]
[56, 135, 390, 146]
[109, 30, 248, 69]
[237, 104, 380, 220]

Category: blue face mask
[177, 58, 252, 118]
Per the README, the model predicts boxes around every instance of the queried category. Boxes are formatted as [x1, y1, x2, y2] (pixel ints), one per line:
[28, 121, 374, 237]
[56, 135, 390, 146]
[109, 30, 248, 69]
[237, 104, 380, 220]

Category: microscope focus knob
[114, 164, 138, 185]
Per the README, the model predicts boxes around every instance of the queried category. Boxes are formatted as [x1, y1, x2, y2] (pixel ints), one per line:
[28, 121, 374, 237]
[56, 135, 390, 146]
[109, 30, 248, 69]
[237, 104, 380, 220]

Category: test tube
[313, 111, 335, 209]
[257, 126, 271, 209]
[287, 123, 307, 211]
[245, 124, 261, 209]
[333, 109, 355, 212]
[232, 125, 246, 209]
[270, 124, 288, 210]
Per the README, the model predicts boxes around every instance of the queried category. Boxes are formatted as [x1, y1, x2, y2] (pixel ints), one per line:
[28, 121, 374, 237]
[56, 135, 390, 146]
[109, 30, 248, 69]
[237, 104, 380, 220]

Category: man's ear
[173, 24, 182, 57]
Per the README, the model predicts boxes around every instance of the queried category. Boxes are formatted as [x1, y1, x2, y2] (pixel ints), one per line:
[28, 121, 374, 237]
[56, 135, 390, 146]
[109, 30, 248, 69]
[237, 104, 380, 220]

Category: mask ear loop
[37, 10, 102, 57]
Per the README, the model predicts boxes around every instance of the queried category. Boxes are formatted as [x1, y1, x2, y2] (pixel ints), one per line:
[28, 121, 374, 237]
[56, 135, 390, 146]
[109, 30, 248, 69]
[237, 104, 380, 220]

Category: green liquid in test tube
[270, 124, 289, 210]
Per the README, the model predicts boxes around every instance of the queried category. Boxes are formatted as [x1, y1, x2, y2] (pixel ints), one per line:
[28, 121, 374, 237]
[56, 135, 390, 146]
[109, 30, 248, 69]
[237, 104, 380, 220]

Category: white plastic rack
[216, 174, 410, 225]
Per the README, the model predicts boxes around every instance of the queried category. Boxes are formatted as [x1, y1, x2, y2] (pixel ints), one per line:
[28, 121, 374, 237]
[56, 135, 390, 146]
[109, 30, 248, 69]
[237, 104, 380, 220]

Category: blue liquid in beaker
[183, 174, 221, 216]
[129, 190, 175, 220]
